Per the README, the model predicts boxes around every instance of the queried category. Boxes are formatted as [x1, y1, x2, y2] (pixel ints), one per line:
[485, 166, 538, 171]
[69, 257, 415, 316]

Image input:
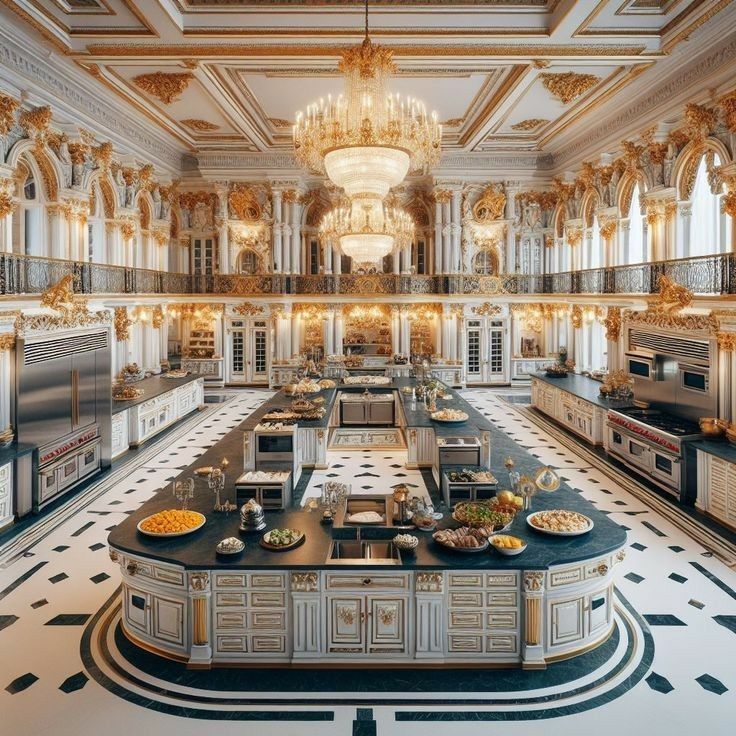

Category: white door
[229, 320, 246, 383]
[487, 319, 506, 383]
[465, 321, 484, 384]
[247, 324, 269, 384]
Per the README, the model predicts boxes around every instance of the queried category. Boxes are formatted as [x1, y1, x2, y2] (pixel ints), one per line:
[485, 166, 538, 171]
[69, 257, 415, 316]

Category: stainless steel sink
[326, 539, 402, 565]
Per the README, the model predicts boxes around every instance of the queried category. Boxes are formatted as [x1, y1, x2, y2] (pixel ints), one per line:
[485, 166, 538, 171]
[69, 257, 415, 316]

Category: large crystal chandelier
[319, 196, 414, 264]
[293, 0, 442, 198]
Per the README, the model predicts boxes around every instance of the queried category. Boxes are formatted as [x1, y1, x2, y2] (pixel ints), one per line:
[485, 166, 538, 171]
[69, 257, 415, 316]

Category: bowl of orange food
[137, 509, 206, 537]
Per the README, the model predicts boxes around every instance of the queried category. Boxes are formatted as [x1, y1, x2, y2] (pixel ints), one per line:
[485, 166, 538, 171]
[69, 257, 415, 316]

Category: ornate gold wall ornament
[138, 164, 155, 191]
[653, 275, 693, 314]
[719, 91, 736, 133]
[478, 275, 509, 295]
[683, 102, 717, 149]
[511, 118, 549, 132]
[228, 184, 263, 221]
[472, 303, 501, 318]
[269, 117, 292, 128]
[724, 190, 736, 219]
[716, 332, 736, 352]
[0, 333, 15, 351]
[523, 571, 544, 592]
[515, 190, 558, 210]
[434, 189, 452, 204]
[415, 572, 443, 593]
[233, 302, 264, 316]
[0, 192, 13, 219]
[189, 571, 209, 592]
[0, 93, 20, 136]
[539, 72, 599, 104]
[473, 184, 506, 222]
[152, 306, 164, 330]
[620, 140, 644, 174]
[604, 307, 622, 341]
[443, 117, 464, 127]
[114, 307, 131, 341]
[565, 226, 582, 247]
[282, 189, 298, 204]
[108, 549, 119, 563]
[67, 142, 89, 165]
[181, 119, 220, 132]
[290, 572, 318, 592]
[336, 606, 356, 626]
[376, 606, 396, 626]
[646, 204, 661, 227]
[599, 218, 617, 241]
[544, 234, 554, 248]
[19, 105, 52, 139]
[132, 72, 194, 105]
[615, 549, 626, 564]
[120, 220, 136, 241]
[153, 227, 169, 247]
[92, 141, 114, 169]
[571, 305, 583, 330]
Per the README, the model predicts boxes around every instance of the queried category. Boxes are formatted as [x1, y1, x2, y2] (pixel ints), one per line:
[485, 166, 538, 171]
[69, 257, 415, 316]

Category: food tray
[526, 510, 594, 536]
[259, 530, 305, 551]
[137, 511, 206, 537]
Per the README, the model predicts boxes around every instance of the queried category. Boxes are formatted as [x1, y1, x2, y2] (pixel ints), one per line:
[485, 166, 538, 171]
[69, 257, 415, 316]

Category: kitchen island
[108, 383, 627, 670]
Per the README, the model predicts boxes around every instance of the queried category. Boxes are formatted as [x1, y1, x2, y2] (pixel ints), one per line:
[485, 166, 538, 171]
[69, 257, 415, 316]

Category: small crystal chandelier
[319, 195, 414, 264]
[293, 0, 442, 198]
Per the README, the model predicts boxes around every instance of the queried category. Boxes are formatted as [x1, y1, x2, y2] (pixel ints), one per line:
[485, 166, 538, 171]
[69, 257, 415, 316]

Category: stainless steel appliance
[436, 436, 482, 466]
[14, 329, 111, 513]
[254, 423, 298, 475]
[606, 407, 702, 498]
[624, 352, 660, 381]
[340, 392, 395, 425]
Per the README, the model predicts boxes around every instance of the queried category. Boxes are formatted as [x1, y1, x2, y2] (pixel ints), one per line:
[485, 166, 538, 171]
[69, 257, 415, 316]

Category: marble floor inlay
[0, 388, 735, 735]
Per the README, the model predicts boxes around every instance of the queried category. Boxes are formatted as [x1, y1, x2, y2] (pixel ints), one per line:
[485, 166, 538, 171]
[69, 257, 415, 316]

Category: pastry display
[446, 468, 498, 484]
[527, 509, 593, 536]
[318, 378, 336, 389]
[263, 410, 299, 422]
[430, 409, 469, 423]
[343, 375, 391, 385]
[163, 370, 189, 379]
[113, 385, 144, 401]
[432, 526, 490, 551]
[452, 501, 515, 530]
[137, 509, 205, 537]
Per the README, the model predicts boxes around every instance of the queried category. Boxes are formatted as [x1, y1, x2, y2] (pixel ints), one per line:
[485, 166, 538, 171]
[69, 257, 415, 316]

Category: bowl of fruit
[489, 534, 527, 556]
[491, 490, 525, 513]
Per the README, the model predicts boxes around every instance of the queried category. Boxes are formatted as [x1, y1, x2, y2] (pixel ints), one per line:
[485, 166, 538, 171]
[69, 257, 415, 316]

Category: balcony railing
[1, 252, 735, 298]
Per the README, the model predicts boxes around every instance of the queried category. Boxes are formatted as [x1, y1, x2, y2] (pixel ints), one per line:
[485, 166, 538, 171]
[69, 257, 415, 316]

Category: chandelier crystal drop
[293, 1, 442, 198]
[319, 196, 414, 264]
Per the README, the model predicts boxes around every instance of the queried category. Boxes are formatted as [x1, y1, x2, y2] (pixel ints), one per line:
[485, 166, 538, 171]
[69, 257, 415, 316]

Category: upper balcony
[1, 252, 735, 299]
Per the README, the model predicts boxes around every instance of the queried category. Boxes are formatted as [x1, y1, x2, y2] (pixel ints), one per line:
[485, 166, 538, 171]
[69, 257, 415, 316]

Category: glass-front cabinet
[465, 318, 508, 385]
[226, 318, 270, 385]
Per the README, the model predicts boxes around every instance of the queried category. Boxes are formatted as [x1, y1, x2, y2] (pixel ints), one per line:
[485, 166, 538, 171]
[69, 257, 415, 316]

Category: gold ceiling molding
[181, 118, 221, 131]
[511, 118, 549, 131]
[84, 43, 648, 59]
[0, 93, 19, 136]
[132, 72, 194, 104]
[268, 117, 291, 128]
[114, 307, 131, 342]
[473, 184, 506, 222]
[539, 71, 600, 104]
[443, 117, 464, 127]
[604, 307, 621, 342]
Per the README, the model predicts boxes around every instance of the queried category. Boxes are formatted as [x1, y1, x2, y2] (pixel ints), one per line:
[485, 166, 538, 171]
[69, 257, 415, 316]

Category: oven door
[678, 364, 709, 394]
[625, 353, 657, 381]
[650, 448, 680, 493]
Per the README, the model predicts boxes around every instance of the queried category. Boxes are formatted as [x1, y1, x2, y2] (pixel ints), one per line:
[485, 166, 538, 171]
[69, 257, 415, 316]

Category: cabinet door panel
[368, 597, 406, 652]
[549, 597, 585, 646]
[152, 596, 185, 646]
[328, 596, 364, 651]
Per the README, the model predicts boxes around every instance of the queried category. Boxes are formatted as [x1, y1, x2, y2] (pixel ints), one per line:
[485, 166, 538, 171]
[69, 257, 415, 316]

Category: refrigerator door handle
[71, 369, 80, 428]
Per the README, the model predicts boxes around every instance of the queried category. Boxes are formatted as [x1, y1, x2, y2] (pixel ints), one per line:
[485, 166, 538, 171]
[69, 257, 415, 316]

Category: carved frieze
[539, 72, 599, 104]
[290, 572, 318, 592]
[415, 572, 443, 593]
[181, 119, 220, 132]
[511, 118, 549, 132]
[133, 72, 194, 104]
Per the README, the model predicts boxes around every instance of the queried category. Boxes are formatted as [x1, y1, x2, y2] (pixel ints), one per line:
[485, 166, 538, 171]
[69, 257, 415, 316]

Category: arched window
[472, 249, 498, 275]
[627, 182, 645, 264]
[689, 154, 730, 256]
[17, 165, 44, 257]
[236, 249, 260, 274]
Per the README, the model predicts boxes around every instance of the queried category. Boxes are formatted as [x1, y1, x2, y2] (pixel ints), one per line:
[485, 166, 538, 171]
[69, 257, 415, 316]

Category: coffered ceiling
[2, 0, 734, 165]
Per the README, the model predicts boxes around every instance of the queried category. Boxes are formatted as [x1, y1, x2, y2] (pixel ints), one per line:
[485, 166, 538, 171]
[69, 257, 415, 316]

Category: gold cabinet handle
[126, 561, 138, 576]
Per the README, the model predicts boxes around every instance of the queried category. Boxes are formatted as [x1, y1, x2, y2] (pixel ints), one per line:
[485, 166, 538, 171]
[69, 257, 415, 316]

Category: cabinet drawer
[216, 635, 248, 654]
[249, 610, 286, 630]
[215, 611, 246, 630]
[486, 633, 518, 653]
[448, 610, 483, 629]
[215, 592, 247, 608]
[549, 566, 582, 588]
[487, 591, 518, 608]
[153, 567, 185, 588]
[250, 573, 286, 589]
[449, 592, 483, 607]
[250, 592, 285, 608]
[251, 634, 286, 653]
[486, 573, 519, 588]
[213, 573, 248, 589]
[448, 573, 483, 589]
[325, 573, 410, 591]
[448, 634, 483, 653]
[487, 610, 518, 629]
[584, 560, 609, 579]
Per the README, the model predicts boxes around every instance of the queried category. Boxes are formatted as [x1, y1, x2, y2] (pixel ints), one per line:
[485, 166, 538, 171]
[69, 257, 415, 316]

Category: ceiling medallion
[133, 72, 194, 104]
[539, 72, 600, 104]
[511, 118, 549, 131]
[293, 0, 440, 197]
[319, 195, 414, 265]
[181, 119, 220, 131]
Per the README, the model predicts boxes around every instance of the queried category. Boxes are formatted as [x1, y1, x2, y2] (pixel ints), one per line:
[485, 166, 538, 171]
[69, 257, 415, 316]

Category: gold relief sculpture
[571, 305, 583, 329]
[233, 302, 264, 316]
[19, 105, 52, 138]
[472, 302, 501, 318]
[120, 220, 136, 241]
[290, 572, 318, 592]
[336, 606, 356, 627]
[376, 606, 396, 626]
[654, 275, 693, 314]
[67, 142, 89, 165]
[93, 141, 114, 169]
[0, 93, 19, 136]
[473, 184, 506, 222]
[620, 140, 644, 174]
[604, 307, 622, 341]
[415, 572, 443, 593]
[0, 333, 15, 351]
[269, 118, 292, 128]
[539, 72, 600, 104]
[716, 332, 736, 352]
[718, 91, 736, 133]
[282, 189, 298, 204]
[646, 204, 661, 227]
[153, 228, 169, 247]
[132, 72, 194, 104]
[152, 306, 164, 330]
[108, 549, 119, 563]
[228, 184, 262, 221]
[565, 226, 582, 247]
[189, 571, 210, 592]
[181, 119, 220, 132]
[683, 102, 717, 149]
[515, 190, 558, 211]
[0, 192, 13, 219]
[511, 118, 549, 132]
[615, 549, 626, 563]
[544, 234, 554, 248]
[578, 161, 596, 190]
[138, 164, 155, 191]
[523, 571, 544, 592]
[114, 307, 131, 341]
[434, 189, 452, 204]
[443, 117, 464, 127]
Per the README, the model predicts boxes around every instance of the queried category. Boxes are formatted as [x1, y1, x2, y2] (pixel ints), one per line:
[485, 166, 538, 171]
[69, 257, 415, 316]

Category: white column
[48, 206, 66, 259]
[218, 220, 229, 274]
[272, 190, 283, 272]
[282, 222, 292, 274]
[442, 199, 452, 273]
[391, 307, 400, 355]
[334, 308, 344, 356]
[291, 314, 301, 358]
[324, 308, 335, 355]
[434, 199, 442, 274]
[291, 196, 302, 274]
[451, 190, 462, 273]
[676, 202, 691, 259]
[400, 309, 410, 356]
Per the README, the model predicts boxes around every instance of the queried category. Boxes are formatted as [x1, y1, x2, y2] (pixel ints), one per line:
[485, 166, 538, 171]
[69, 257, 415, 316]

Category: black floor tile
[45, 614, 92, 626]
[5, 673, 38, 694]
[695, 673, 728, 695]
[643, 614, 687, 626]
[646, 672, 674, 694]
[0, 614, 19, 632]
[59, 672, 89, 694]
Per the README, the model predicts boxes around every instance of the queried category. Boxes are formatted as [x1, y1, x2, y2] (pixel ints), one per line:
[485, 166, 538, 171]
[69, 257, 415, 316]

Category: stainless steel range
[607, 407, 702, 498]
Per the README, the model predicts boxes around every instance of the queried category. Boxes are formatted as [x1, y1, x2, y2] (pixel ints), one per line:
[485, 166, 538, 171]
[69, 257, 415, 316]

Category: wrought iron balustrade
[1, 252, 735, 299]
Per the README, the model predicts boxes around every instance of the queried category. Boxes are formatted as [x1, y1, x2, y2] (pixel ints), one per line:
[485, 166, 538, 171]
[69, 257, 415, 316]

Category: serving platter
[259, 530, 305, 551]
[430, 410, 469, 423]
[434, 538, 489, 553]
[137, 511, 206, 538]
[526, 510, 594, 536]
